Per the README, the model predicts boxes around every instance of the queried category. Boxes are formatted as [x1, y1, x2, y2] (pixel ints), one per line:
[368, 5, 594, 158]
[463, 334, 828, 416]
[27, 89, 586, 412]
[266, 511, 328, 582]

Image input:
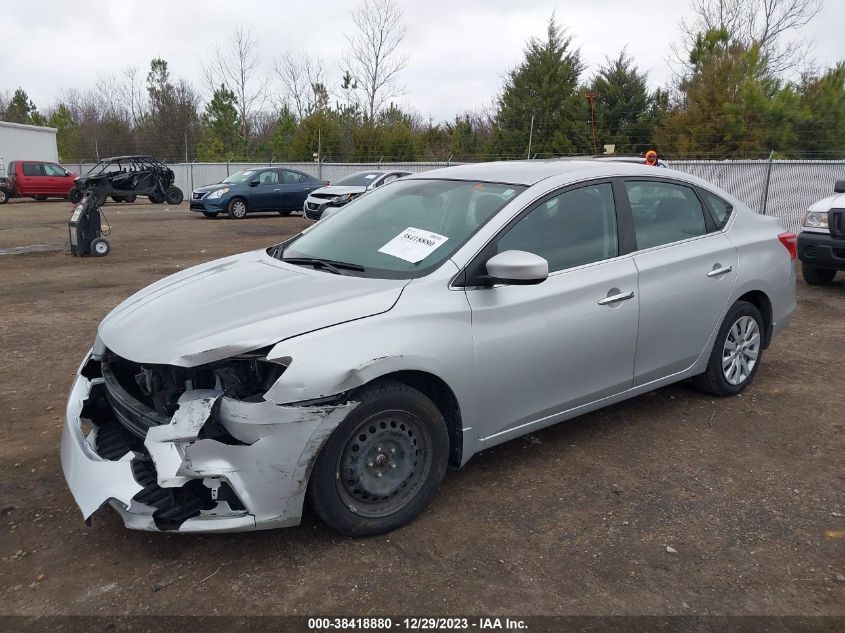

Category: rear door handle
[707, 265, 733, 277]
[598, 290, 635, 306]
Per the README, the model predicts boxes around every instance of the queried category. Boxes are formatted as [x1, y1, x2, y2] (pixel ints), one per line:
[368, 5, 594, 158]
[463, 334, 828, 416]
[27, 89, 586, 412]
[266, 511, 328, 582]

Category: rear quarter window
[701, 190, 733, 228]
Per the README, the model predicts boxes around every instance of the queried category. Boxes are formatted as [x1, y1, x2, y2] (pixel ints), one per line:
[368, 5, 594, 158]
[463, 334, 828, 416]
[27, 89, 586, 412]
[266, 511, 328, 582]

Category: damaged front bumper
[61, 349, 355, 532]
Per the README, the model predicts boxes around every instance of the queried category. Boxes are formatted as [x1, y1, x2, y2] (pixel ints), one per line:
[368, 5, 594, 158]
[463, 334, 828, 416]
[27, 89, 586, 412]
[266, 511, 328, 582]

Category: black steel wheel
[165, 186, 184, 205]
[124, 194, 137, 203]
[68, 188, 82, 204]
[308, 380, 449, 535]
[149, 191, 165, 204]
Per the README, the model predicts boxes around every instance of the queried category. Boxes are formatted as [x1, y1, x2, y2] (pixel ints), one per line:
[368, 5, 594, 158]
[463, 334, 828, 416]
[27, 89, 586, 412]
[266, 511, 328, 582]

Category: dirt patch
[0, 200, 842, 616]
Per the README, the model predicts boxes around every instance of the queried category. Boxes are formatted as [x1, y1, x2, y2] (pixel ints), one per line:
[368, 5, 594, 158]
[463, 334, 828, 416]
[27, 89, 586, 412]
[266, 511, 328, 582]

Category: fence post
[226, 159, 231, 177]
[189, 161, 194, 194]
[318, 158, 323, 181]
[759, 151, 774, 215]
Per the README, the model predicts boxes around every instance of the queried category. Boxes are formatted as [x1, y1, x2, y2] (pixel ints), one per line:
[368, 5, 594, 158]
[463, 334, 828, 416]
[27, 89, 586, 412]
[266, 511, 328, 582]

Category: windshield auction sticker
[378, 227, 449, 263]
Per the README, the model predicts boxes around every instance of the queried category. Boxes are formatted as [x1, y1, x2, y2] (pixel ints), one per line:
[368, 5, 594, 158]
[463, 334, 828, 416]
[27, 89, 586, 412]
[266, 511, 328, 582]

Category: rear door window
[22, 162, 44, 176]
[625, 181, 707, 250]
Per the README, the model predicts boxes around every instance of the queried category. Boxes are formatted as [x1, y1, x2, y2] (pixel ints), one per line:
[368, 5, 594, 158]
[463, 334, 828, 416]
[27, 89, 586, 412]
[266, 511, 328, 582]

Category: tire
[0, 189, 8, 204]
[202, 211, 219, 218]
[90, 238, 110, 257]
[111, 195, 125, 203]
[801, 264, 836, 285]
[227, 198, 248, 219]
[68, 188, 82, 204]
[124, 194, 137, 203]
[278, 209, 293, 216]
[693, 300, 764, 397]
[149, 192, 165, 204]
[308, 380, 449, 536]
[165, 186, 184, 205]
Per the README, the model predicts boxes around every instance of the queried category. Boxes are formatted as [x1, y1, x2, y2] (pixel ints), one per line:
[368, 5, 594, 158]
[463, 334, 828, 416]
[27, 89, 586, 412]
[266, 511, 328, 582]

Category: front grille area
[81, 356, 244, 530]
[307, 201, 320, 210]
[830, 209, 845, 238]
[305, 208, 322, 221]
[101, 353, 170, 438]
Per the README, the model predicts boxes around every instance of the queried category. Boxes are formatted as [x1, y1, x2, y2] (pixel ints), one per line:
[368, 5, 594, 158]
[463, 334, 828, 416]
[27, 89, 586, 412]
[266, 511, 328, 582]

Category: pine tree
[492, 17, 590, 158]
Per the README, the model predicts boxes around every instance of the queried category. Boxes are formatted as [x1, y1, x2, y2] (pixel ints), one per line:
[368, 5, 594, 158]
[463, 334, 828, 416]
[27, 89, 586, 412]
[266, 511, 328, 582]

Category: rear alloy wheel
[165, 186, 184, 205]
[0, 189, 7, 204]
[694, 301, 764, 396]
[227, 198, 247, 219]
[801, 264, 836, 285]
[308, 380, 449, 536]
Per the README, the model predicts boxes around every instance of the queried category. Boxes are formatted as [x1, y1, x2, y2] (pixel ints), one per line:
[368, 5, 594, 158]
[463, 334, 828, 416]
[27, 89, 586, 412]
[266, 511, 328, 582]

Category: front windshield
[333, 171, 384, 187]
[278, 179, 524, 278]
[222, 169, 257, 184]
[89, 161, 116, 175]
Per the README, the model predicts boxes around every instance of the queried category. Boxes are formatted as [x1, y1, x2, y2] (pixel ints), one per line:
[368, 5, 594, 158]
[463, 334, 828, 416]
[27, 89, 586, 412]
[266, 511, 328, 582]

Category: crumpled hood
[98, 249, 408, 366]
[311, 185, 367, 197]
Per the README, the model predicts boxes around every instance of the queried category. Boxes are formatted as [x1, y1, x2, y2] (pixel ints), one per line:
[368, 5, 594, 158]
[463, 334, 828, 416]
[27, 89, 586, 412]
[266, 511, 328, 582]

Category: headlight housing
[207, 187, 230, 199]
[331, 193, 354, 205]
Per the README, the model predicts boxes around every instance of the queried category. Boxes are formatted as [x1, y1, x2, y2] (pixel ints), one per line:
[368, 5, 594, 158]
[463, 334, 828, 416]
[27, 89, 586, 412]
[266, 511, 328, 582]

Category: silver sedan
[61, 160, 796, 535]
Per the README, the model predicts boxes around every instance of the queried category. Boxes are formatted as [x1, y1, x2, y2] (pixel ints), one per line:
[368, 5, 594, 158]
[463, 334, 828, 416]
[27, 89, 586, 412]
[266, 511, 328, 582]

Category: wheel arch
[735, 289, 773, 348]
[357, 370, 464, 468]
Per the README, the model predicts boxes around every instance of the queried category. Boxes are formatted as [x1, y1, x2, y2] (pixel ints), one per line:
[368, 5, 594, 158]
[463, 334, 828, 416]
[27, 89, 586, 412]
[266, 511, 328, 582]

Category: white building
[0, 120, 59, 175]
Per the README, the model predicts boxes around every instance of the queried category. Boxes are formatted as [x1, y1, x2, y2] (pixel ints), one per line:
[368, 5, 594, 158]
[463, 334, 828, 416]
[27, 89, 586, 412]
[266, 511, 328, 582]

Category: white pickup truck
[797, 180, 845, 285]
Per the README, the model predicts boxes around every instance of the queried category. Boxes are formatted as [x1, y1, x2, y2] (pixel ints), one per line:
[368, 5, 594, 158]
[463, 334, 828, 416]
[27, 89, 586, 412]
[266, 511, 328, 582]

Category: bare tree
[343, 0, 408, 121]
[113, 67, 148, 127]
[273, 51, 329, 120]
[202, 25, 267, 140]
[676, 0, 823, 75]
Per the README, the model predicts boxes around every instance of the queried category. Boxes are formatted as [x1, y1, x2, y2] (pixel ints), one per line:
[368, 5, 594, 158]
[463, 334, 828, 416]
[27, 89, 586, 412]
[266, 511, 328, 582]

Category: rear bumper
[797, 231, 845, 270]
[61, 347, 356, 533]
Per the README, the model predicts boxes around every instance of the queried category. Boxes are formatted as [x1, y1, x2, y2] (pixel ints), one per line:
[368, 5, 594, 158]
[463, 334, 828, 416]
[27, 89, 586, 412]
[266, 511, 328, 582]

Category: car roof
[99, 155, 158, 161]
[406, 159, 677, 186]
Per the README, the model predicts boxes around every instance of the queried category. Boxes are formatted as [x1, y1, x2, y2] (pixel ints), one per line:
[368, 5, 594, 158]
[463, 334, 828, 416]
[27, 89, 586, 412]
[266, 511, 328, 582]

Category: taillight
[778, 232, 797, 260]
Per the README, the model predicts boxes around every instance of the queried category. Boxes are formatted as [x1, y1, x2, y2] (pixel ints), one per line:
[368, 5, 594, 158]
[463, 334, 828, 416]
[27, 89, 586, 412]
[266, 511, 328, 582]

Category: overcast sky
[3, 0, 844, 122]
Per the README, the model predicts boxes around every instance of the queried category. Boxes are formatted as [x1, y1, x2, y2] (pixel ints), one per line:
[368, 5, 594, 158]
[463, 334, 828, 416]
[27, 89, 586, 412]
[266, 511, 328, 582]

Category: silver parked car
[62, 160, 796, 536]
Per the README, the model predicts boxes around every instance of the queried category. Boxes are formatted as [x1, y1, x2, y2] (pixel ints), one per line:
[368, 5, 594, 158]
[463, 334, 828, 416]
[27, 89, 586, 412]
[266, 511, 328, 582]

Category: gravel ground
[0, 198, 842, 616]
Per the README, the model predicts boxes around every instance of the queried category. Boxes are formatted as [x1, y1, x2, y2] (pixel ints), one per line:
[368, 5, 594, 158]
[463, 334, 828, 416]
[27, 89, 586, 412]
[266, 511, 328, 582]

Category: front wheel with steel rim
[694, 300, 764, 396]
[308, 380, 449, 535]
[227, 198, 247, 219]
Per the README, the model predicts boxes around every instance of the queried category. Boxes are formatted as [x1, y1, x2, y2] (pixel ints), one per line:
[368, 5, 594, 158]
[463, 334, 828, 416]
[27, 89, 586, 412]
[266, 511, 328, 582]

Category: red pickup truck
[0, 160, 78, 204]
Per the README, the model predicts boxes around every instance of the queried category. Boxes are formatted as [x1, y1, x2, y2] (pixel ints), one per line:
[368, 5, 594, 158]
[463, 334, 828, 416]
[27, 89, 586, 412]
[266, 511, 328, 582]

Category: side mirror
[249, 179, 260, 187]
[484, 250, 549, 286]
[835, 180, 845, 194]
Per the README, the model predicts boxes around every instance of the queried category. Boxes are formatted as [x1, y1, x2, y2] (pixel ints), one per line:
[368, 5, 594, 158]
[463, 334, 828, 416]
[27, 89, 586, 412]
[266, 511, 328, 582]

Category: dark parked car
[70, 155, 183, 205]
[190, 168, 326, 219]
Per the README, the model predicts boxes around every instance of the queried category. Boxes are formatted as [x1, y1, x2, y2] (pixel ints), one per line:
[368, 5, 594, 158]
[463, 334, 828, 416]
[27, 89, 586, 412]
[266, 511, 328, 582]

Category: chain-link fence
[64, 159, 845, 232]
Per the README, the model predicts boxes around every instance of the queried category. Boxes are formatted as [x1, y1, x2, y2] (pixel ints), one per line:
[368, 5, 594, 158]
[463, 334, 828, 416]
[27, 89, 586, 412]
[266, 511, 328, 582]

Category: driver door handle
[707, 265, 733, 277]
[598, 290, 635, 306]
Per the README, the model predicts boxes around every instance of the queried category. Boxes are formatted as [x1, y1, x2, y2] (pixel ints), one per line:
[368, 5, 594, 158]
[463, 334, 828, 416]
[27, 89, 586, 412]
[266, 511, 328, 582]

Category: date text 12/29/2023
[307, 618, 528, 630]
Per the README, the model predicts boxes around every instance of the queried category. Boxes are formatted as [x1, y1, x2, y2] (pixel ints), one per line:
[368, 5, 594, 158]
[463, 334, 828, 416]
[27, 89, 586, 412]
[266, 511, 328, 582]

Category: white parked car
[304, 170, 411, 221]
